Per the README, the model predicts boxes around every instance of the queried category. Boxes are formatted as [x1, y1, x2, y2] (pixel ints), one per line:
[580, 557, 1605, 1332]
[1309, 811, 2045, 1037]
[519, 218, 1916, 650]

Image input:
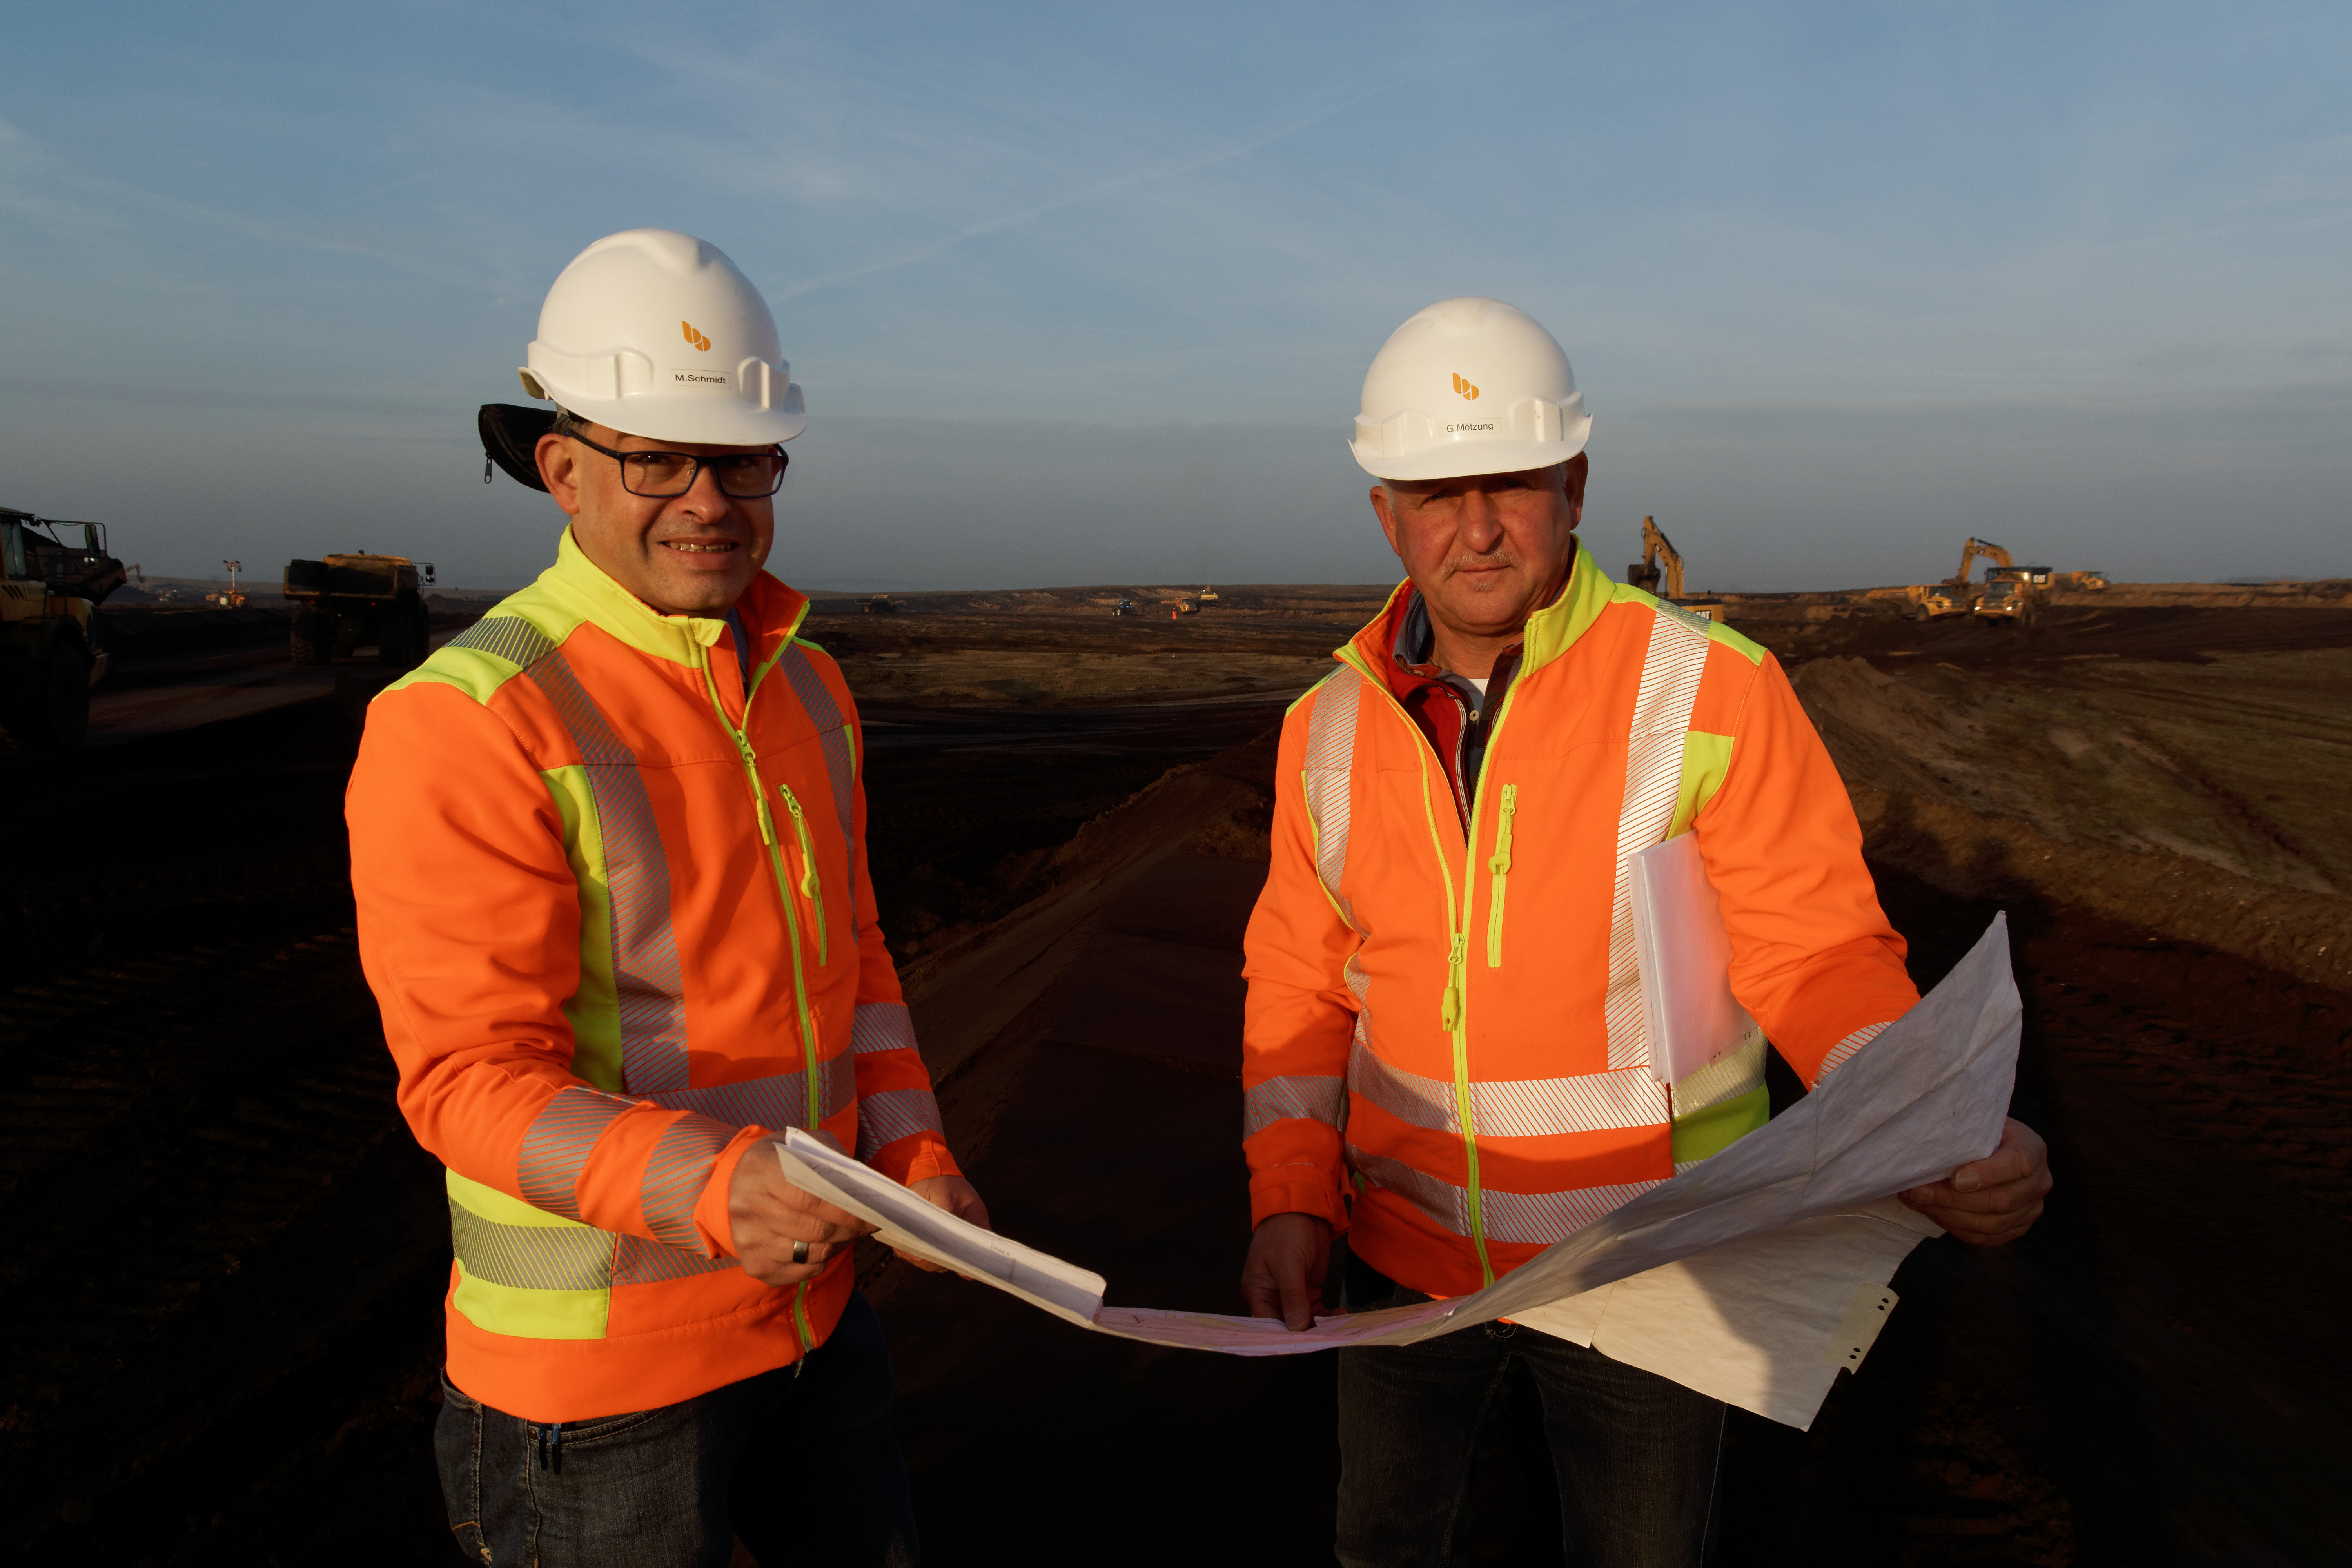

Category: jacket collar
[1341, 539, 1614, 684]
[541, 528, 810, 668]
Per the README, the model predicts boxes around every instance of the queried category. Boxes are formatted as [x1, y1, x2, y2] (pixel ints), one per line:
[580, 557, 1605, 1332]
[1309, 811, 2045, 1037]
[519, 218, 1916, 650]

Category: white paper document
[776, 915, 2022, 1429]
[1629, 831, 1762, 1085]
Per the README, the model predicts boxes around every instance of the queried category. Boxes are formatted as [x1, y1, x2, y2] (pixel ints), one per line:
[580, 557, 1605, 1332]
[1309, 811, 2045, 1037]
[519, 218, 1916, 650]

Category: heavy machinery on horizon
[1871, 538, 2108, 623]
[0, 507, 126, 748]
[1625, 516, 1726, 621]
[282, 552, 435, 668]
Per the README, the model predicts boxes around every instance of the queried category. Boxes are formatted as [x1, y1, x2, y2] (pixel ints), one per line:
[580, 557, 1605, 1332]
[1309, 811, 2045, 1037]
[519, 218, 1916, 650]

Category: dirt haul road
[2, 582, 2346, 1565]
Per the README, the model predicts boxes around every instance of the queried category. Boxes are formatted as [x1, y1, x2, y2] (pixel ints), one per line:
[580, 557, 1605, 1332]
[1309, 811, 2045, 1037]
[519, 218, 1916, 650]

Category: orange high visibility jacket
[1241, 546, 1918, 1298]
[348, 531, 958, 1423]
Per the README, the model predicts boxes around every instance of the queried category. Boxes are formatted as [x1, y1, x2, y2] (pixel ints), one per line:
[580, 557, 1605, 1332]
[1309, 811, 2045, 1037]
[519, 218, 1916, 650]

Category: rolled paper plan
[777, 915, 2022, 1430]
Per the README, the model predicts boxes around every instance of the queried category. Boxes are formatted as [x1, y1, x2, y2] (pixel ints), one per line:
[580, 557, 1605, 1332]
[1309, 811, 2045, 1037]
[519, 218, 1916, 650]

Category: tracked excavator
[1951, 537, 2013, 586]
[1625, 516, 1725, 622]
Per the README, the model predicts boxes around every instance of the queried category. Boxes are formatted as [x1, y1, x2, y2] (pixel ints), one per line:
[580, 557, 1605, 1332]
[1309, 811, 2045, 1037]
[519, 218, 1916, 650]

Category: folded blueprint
[776, 914, 2021, 1428]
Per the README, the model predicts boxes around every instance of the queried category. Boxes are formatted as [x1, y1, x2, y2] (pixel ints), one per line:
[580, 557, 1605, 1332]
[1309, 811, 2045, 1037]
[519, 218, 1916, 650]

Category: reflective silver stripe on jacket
[1345, 1142, 1663, 1247]
[1301, 666, 1366, 930]
[855, 1088, 945, 1161]
[1670, 1034, 1768, 1116]
[637, 1113, 739, 1253]
[448, 1201, 614, 1291]
[647, 1056, 857, 1131]
[529, 639, 693, 1096]
[1814, 1021, 1888, 1085]
[774, 641, 860, 917]
[1604, 604, 1717, 1072]
[613, 1232, 739, 1285]
[845, 1004, 946, 1159]
[1476, 1179, 1665, 1245]
[1348, 1041, 1668, 1140]
[850, 1001, 918, 1056]
[451, 615, 696, 1096]
[1243, 1074, 1347, 1139]
[448, 1201, 737, 1292]
[516, 1083, 637, 1220]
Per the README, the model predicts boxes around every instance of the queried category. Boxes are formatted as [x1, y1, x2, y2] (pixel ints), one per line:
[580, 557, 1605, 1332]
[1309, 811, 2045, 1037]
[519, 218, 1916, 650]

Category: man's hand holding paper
[1241, 1212, 1334, 1331]
[1902, 1118, 2051, 1245]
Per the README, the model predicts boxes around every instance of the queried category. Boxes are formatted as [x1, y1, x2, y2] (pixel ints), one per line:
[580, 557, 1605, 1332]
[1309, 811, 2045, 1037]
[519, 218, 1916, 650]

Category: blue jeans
[1337, 1280, 1724, 1568]
[435, 1290, 919, 1568]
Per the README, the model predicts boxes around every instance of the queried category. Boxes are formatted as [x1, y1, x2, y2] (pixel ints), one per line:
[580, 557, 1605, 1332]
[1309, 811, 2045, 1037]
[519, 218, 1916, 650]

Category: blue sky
[2, 1, 2345, 590]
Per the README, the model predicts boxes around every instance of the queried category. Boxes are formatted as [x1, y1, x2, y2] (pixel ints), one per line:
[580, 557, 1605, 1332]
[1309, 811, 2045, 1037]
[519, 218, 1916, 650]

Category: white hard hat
[1349, 297, 1590, 482]
[518, 229, 806, 446]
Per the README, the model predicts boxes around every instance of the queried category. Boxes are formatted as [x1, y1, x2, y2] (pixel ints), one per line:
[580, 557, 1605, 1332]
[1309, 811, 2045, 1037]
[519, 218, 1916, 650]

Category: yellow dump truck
[1, 508, 109, 748]
[283, 552, 434, 668]
[1972, 577, 2038, 625]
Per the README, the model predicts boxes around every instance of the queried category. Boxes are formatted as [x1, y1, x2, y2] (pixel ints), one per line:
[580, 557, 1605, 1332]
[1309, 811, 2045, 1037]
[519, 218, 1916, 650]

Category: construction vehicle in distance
[1111, 598, 1137, 617]
[1952, 537, 2013, 586]
[1169, 595, 1200, 618]
[2057, 569, 2109, 591]
[205, 559, 249, 610]
[0, 507, 109, 748]
[1915, 584, 1969, 619]
[283, 552, 434, 668]
[1624, 516, 1726, 622]
[18, 516, 128, 606]
[1882, 540, 2072, 624]
[861, 594, 896, 615]
[1972, 577, 2038, 626]
[1864, 583, 1969, 620]
[1196, 586, 1220, 605]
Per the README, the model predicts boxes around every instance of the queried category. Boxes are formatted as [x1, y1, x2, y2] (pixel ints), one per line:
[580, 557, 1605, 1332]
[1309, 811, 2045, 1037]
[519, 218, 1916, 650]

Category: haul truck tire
[377, 595, 429, 669]
[290, 606, 331, 666]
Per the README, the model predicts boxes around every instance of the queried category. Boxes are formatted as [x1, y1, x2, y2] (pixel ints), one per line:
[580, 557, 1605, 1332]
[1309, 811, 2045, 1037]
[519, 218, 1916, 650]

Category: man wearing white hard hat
[349, 229, 982, 1566]
[1238, 298, 2051, 1564]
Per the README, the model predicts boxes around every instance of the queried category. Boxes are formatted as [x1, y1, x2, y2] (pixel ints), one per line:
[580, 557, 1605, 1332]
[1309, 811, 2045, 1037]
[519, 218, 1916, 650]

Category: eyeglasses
[563, 428, 789, 498]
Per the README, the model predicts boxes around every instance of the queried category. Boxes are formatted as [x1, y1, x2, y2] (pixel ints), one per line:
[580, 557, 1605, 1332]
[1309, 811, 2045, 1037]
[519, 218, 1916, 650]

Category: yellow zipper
[777, 784, 828, 966]
[698, 649, 822, 1130]
[1339, 646, 1497, 1285]
[1486, 784, 1517, 968]
[791, 1280, 814, 1354]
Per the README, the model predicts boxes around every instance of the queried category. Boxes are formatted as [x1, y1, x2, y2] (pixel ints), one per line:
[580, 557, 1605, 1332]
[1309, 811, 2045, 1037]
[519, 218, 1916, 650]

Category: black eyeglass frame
[561, 428, 790, 499]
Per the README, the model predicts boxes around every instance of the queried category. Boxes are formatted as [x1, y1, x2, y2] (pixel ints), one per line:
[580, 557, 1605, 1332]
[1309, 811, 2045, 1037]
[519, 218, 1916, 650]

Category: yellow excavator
[1890, 537, 2022, 621]
[1945, 537, 2057, 624]
[1626, 517, 1725, 622]
[1951, 537, 2013, 586]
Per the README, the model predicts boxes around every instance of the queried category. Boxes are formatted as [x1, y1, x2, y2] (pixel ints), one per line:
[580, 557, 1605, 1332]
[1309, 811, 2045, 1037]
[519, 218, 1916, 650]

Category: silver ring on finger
[793, 1240, 810, 1265]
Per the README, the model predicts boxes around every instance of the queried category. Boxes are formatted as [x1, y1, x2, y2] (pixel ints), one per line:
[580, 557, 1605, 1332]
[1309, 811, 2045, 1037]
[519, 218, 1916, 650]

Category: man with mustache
[1239, 297, 2051, 1567]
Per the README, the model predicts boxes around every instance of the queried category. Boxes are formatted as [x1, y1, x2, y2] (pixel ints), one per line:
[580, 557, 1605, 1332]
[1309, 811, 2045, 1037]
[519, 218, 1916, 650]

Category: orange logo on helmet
[1452, 372, 1479, 400]
[682, 320, 712, 352]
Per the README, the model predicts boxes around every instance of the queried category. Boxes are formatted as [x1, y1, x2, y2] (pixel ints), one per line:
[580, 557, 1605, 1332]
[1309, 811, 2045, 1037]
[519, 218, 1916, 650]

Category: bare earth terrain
[2, 579, 2345, 1565]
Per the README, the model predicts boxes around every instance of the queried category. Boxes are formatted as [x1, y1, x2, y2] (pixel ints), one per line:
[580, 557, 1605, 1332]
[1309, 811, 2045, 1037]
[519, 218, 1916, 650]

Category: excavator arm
[1630, 515, 1686, 600]
[1955, 537, 2013, 585]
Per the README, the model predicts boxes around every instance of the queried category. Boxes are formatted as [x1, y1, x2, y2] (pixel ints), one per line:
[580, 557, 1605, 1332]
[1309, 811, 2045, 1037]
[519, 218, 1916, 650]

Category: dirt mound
[2055, 579, 2352, 609]
[1793, 648, 2352, 996]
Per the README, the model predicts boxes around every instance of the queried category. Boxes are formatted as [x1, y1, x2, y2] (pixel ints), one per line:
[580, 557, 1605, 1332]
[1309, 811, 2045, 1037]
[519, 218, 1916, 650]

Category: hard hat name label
[1445, 422, 1496, 435]
[668, 368, 732, 390]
